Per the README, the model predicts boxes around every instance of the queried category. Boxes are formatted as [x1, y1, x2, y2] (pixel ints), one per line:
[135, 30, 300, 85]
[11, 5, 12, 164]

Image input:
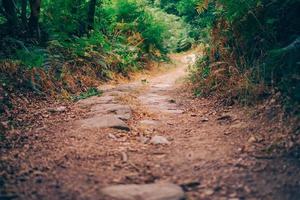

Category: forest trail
[1, 52, 300, 200]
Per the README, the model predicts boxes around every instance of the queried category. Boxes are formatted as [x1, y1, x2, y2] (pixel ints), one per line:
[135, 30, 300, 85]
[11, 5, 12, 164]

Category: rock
[200, 117, 209, 122]
[100, 183, 184, 200]
[166, 109, 184, 114]
[224, 131, 232, 136]
[115, 85, 136, 92]
[139, 120, 159, 127]
[139, 136, 149, 144]
[203, 188, 214, 196]
[180, 181, 200, 191]
[106, 105, 132, 120]
[79, 115, 130, 131]
[230, 122, 247, 129]
[153, 83, 172, 88]
[150, 136, 170, 145]
[91, 104, 132, 120]
[98, 95, 115, 104]
[98, 85, 115, 92]
[248, 136, 257, 143]
[229, 192, 238, 198]
[76, 96, 100, 108]
[121, 152, 128, 162]
[48, 106, 67, 113]
[76, 96, 115, 108]
[108, 133, 117, 140]
[168, 99, 176, 103]
[217, 114, 236, 122]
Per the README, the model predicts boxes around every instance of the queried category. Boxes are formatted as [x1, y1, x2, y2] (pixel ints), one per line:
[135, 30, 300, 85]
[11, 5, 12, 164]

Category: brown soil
[1, 51, 300, 200]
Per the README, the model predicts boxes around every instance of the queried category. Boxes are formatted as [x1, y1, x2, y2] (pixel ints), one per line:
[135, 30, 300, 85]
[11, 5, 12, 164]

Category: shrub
[190, 0, 300, 108]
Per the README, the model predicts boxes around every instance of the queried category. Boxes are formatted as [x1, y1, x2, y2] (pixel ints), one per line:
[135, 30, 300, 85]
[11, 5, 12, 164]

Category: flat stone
[230, 122, 247, 129]
[100, 183, 184, 200]
[217, 114, 234, 121]
[115, 85, 135, 92]
[99, 95, 116, 103]
[138, 94, 168, 105]
[153, 84, 172, 88]
[139, 120, 159, 127]
[91, 104, 132, 120]
[165, 109, 184, 114]
[108, 133, 117, 140]
[79, 115, 130, 131]
[203, 188, 214, 196]
[98, 85, 116, 92]
[48, 106, 67, 113]
[150, 135, 170, 145]
[248, 136, 257, 143]
[76, 96, 115, 108]
[200, 117, 209, 122]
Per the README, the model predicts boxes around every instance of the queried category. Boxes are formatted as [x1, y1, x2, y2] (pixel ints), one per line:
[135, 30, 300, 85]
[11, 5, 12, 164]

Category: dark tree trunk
[29, 0, 41, 40]
[21, 0, 28, 28]
[2, 0, 18, 31]
[87, 0, 97, 31]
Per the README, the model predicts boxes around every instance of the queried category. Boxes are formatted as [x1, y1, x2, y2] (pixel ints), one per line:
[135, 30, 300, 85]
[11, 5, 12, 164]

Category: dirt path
[1, 52, 300, 200]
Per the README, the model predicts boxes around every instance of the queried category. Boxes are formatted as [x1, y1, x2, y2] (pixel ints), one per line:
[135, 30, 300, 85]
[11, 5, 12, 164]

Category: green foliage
[190, 0, 300, 107]
[72, 87, 102, 101]
[63, 31, 108, 57]
[152, 0, 218, 41]
[112, 0, 142, 23]
[111, 43, 141, 73]
[1, 0, 191, 76]
[145, 7, 191, 52]
[107, 0, 187, 54]
[139, 12, 166, 53]
[217, 0, 259, 22]
[158, 0, 180, 15]
[0, 0, 190, 107]
[0, 15, 5, 24]
[264, 38, 300, 103]
[14, 48, 46, 68]
[176, 0, 198, 20]
[42, 0, 90, 37]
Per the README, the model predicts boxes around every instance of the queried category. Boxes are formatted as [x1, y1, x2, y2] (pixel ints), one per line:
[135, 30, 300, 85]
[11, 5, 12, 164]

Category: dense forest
[1, 0, 299, 112]
[0, 0, 190, 104]
[1, 0, 300, 199]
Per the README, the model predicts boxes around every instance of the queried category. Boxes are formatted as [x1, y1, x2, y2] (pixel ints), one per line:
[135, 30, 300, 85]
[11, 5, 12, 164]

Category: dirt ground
[1, 51, 300, 200]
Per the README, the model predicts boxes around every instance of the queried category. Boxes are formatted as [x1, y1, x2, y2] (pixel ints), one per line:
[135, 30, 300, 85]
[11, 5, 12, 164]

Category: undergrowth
[187, 0, 300, 113]
[71, 87, 102, 101]
[0, 0, 191, 116]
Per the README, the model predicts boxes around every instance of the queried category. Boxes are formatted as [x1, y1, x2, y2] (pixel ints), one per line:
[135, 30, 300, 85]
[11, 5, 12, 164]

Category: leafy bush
[189, 0, 300, 109]
[15, 48, 46, 68]
[145, 7, 191, 53]
[112, 0, 142, 23]
[0, 0, 190, 104]
[72, 87, 102, 101]
[42, 0, 90, 37]
[107, 0, 169, 54]
[62, 31, 108, 57]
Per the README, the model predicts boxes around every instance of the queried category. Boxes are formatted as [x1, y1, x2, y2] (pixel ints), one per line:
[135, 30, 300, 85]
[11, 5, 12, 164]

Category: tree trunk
[87, 0, 97, 31]
[29, 0, 41, 40]
[2, 0, 18, 31]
